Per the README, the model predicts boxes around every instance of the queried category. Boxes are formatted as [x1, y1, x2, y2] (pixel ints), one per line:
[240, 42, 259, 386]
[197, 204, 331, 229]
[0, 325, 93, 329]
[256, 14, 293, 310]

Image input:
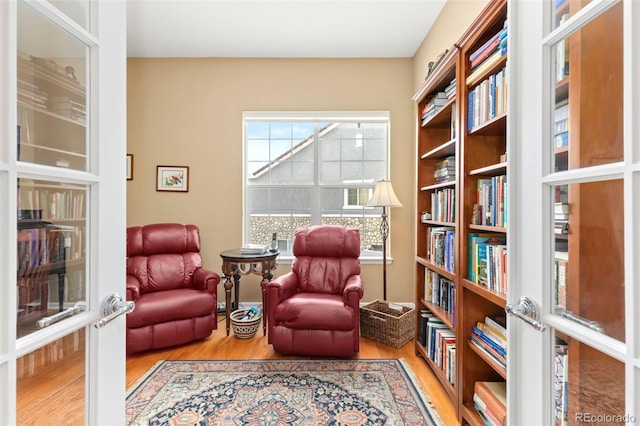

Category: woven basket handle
[370, 313, 387, 322]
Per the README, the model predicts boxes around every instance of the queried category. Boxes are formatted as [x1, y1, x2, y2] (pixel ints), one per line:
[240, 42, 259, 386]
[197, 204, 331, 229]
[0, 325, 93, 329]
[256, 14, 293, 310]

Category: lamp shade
[367, 180, 403, 208]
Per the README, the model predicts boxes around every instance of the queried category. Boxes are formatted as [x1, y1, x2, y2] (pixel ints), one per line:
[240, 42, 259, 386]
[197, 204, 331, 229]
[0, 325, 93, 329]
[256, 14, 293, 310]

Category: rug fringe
[126, 359, 166, 397]
[397, 358, 446, 426]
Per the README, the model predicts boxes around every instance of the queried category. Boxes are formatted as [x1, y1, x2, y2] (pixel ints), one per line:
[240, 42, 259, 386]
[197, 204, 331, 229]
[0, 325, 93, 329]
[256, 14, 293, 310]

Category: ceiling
[126, 0, 447, 58]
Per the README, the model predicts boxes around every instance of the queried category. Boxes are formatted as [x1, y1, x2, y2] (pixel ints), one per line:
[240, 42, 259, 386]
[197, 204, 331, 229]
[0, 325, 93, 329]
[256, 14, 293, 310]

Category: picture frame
[156, 165, 189, 192]
[126, 154, 133, 180]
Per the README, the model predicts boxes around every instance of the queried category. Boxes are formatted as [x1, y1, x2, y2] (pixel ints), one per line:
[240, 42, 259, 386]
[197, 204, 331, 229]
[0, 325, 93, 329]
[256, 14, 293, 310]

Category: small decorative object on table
[230, 308, 262, 339]
[360, 300, 415, 348]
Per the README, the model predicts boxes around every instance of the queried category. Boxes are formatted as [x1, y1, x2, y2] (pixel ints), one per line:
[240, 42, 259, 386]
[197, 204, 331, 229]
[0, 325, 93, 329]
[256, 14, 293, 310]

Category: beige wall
[126, 0, 491, 308]
[127, 58, 416, 305]
[412, 0, 490, 92]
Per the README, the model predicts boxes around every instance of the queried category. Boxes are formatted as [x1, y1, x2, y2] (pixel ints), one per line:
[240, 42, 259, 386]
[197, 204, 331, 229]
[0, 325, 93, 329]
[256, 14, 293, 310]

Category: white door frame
[508, 0, 639, 424]
[0, 1, 127, 424]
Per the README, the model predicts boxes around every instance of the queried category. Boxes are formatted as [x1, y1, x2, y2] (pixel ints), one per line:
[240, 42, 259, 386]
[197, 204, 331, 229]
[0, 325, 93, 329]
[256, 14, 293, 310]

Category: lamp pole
[380, 205, 389, 300]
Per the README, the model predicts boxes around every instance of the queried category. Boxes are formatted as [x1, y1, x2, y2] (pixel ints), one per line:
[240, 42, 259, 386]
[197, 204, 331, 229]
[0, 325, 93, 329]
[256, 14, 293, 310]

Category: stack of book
[469, 316, 506, 369]
[473, 381, 507, 426]
[240, 244, 269, 254]
[444, 78, 456, 100]
[434, 156, 456, 184]
[421, 91, 449, 125]
[17, 78, 48, 109]
[49, 96, 86, 124]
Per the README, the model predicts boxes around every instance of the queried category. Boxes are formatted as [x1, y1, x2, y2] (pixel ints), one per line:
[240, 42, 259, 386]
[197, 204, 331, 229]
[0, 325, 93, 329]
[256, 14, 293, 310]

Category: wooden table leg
[260, 277, 268, 336]
[224, 276, 233, 336]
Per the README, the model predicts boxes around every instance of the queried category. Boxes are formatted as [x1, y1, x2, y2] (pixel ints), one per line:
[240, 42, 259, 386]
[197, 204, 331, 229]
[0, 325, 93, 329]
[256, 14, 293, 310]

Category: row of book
[426, 226, 455, 272]
[466, 20, 508, 87]
[17, 226, 66, 270]
[418, 311, 456, 386]
[554, 99, 569, 149]
[473, 380, 507, 426]
[554, 251, 568, 307]
[554, 340, 569, 426]
[472, 174, 507, 228]
[18, 188, 86, 220]
[468, 232, 507, 294]
[555, 13, 570, 82]
[424, 270, 456, 317]
[434, 155, 455, 184]
[469, 315, 507, 370]
[430, 187, 455, 223]
[467, 66, 508, 131]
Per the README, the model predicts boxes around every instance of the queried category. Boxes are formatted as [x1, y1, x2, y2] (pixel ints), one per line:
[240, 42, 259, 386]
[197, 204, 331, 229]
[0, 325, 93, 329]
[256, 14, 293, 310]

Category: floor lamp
[367, 180, 403, 300]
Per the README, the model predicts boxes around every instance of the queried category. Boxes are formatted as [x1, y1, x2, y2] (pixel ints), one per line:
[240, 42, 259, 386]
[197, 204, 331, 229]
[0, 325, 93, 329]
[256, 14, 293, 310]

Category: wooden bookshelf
[413, 0, 509, 423]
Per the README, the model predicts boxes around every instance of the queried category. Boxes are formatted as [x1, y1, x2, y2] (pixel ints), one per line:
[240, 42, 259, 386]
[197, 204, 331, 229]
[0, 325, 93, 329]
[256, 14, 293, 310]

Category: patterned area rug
[126, 358, 444, 426]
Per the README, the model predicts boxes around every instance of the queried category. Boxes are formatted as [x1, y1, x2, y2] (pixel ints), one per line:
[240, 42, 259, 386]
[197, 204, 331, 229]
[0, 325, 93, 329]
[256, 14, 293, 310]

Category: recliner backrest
[291, 225, 361, 294]
[126, 223, 203, 294]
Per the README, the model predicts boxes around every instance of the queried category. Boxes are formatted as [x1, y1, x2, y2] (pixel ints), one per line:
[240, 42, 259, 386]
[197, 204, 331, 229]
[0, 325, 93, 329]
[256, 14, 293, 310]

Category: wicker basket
[360, 300, 415, 348]
[230, 309, 262, 339]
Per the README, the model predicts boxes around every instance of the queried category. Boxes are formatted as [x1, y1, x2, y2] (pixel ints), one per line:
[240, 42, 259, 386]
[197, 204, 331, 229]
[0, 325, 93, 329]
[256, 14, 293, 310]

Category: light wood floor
[126, 318, 460, 425]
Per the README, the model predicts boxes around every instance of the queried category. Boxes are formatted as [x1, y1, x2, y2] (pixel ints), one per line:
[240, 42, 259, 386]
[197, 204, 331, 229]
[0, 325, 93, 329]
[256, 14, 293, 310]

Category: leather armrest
[126, 275, 141, 301]
[267, 272, 299, 302]
[193, 268, 221, 294]
[343, 274, 363, 307]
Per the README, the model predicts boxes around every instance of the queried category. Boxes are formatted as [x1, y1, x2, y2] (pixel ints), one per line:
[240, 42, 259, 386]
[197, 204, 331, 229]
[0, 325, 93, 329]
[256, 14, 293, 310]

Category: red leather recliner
[125, 223, 221, 355]
[267, 225, 364, 357]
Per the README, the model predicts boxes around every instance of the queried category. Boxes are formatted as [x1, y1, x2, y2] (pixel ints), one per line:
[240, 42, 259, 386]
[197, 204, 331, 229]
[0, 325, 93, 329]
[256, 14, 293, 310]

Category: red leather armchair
[266, 225, 364, 357]
[125, 223, 221, 355]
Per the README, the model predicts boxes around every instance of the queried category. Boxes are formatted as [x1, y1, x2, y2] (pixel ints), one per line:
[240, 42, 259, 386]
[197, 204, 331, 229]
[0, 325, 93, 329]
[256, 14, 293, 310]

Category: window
[243, 111, 390, 258]
[345, 188, 373, 208]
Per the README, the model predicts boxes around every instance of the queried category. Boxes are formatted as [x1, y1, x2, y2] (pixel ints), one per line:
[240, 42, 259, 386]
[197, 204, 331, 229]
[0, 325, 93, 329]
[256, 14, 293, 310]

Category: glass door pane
[17, 178, 87, 339]
[17, 1, 88, 171]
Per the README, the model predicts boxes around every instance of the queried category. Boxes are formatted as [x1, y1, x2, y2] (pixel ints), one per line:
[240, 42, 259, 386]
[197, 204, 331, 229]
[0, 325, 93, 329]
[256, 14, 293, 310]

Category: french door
[0, 1, 127, 424]
[508, 0, 638, 424]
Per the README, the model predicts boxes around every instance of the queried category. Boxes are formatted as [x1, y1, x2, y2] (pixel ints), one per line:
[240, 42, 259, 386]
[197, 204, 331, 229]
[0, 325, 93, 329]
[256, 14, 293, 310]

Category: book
[485, 315, 507, 336]
[475, 381, 507, 426]
[473, 393, 502, 426]
[240, 244, 269, 254]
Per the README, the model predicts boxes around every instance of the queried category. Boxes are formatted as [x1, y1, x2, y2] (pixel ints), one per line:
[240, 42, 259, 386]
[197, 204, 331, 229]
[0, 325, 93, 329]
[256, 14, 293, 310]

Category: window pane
[552, 180, 624, 342]
[17, 178, 87, 338]
[551, 4, 623, 173]
[17, 1, 88, 171]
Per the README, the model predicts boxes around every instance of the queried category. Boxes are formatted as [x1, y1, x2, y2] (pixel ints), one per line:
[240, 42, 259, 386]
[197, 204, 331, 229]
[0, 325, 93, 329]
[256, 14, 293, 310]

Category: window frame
[242, 111, 392, 262]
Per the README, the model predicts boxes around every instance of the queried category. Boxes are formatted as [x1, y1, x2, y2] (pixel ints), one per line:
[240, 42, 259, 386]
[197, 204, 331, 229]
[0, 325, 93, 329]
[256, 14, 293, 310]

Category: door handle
[37, 301, 86, 328]
[555, 306, 604, 333]
[93, 293, 134, 328]
[505, 296, 547, 332]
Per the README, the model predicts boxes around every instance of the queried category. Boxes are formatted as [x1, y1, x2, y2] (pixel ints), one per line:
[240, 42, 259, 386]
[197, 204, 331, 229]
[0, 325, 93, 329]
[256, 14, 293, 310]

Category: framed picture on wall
[126, 154, 133, 180]
[156, 165, 189, 192]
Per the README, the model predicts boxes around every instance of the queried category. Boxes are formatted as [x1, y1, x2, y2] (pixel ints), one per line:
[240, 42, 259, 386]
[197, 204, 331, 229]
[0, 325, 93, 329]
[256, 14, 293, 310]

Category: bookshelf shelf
[467, 340, 507, 379]
[420, 181, 456, 191]
[469, 162, 507, 176]
[462, 279, 506, 307]
[421, 139, 456, 160]
[468, 113, 506, 136]
[469, 224, 506, 233]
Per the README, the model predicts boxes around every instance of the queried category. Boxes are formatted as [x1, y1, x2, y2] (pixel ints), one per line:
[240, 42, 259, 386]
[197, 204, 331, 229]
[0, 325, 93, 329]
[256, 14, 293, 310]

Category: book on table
[240, 244, 269, 254]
